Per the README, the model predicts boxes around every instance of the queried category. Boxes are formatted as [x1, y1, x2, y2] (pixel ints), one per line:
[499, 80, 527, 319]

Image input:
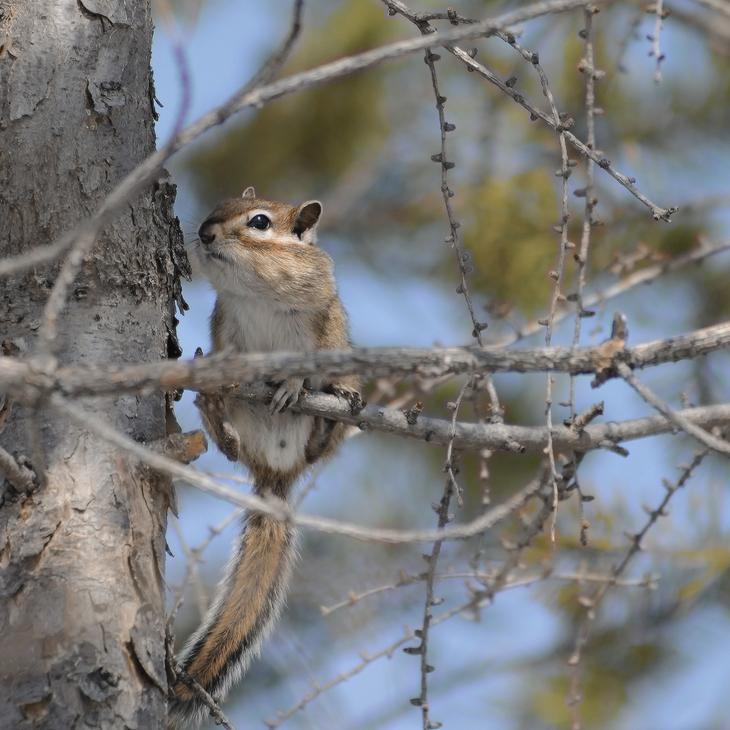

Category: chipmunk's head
[196, 187, 332, 300]
[197, 187, 322, 258]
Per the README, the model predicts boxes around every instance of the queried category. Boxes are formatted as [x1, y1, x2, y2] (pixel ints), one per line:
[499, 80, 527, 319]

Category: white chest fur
[231, 402, 313, 474]
[218, 292, 315, 354]
[217, 292, 316, 474]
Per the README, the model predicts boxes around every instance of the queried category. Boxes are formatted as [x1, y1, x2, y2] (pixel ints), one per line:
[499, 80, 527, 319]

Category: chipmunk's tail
[168, 477, 297, 728]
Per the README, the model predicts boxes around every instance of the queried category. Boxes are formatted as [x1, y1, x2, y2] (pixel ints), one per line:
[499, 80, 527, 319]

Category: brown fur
[173, 510, 293, 702]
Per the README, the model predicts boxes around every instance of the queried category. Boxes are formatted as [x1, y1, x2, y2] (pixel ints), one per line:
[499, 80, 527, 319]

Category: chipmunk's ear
[292, 200, 322, 244]
[242, 186, 256, 199]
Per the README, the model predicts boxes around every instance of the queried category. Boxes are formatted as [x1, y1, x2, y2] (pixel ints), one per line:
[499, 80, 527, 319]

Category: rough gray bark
[0, 1, 188, 728]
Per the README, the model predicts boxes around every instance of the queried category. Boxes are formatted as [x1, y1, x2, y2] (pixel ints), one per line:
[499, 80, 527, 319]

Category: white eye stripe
[226, 211, 275, 229]
[246, 209, 273, 224]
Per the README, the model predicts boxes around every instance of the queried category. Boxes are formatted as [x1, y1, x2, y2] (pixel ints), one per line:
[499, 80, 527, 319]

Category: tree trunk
[0, 1, 187, 727]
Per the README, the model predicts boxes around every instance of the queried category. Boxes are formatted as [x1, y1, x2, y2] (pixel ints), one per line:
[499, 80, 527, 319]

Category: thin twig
[566, 4, 601, 552]
[173, 664, 236, 730]
[416, 14, 503, 420]
[470, 482, 555, 610]
[411, 380, 469, 728]
[241, 0, 305, 90]
[648, 0, 667, 83]
[446, 46, 675, 221]
[168, 508, 243, 623]
[571, 6, 600, 403]
[418, 22, 490, 354]
[171, 517, 209, 620]
[617, 362, 730, 456]
[321, 568, 655, 617]
[692, 0, 730, 19]
[567, 448, 708, 727]
[489, 241, 730, 347]
[154, 0, 194, 141]
[528, 25, 572, 543]
[614, 6, 644, 73]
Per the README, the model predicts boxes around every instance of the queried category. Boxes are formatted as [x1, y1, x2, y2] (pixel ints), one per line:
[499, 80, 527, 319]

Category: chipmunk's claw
[270, 377, 305, 414]
[329, 385, 364, 414]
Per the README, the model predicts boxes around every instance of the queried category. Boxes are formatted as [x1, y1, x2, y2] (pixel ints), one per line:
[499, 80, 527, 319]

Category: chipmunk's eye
[247, 214, 271, 231]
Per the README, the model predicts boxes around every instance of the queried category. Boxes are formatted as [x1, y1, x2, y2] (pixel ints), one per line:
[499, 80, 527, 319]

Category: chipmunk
[169, 187, 359, 727]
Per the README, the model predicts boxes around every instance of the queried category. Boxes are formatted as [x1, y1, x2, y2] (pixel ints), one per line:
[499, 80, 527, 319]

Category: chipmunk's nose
[198, 220, 216, 245]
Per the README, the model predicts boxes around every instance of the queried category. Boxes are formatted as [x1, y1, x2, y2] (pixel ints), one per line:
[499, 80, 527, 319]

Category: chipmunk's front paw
[329, 384, 364, 414]
[270, 377, 305, 414]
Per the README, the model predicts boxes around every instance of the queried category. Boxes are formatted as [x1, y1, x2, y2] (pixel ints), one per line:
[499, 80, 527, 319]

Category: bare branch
[693, 0, 730, 18]
[648, 0, 668, 83]
[231, 386, 730, 455]
[3, 321, 728, 398]
[567, 447, 709, 725]
[490, 240, 730, 347]
[321, 568, 654, 617]
[172, 664, 236, 730]
[617, 362, 730, 456]
[171, 518, 209, 621]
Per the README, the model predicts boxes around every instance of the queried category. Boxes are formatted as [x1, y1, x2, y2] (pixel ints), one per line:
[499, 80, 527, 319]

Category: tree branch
[2, 321, 728, 399]
[49, 375, 730, 472]
[617, 362, 730, 456]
